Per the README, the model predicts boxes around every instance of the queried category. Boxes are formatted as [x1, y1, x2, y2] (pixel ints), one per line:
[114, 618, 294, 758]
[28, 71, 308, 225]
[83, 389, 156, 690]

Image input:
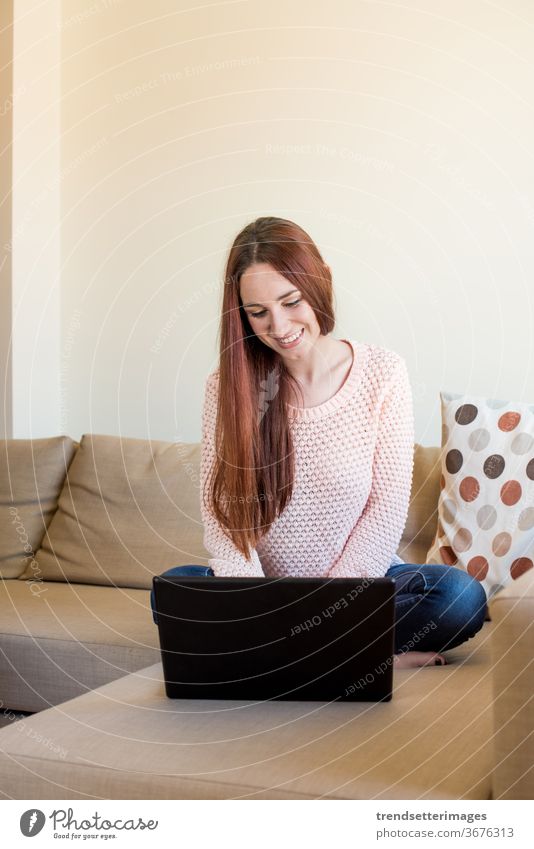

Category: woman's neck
[283, 334, 351, 388]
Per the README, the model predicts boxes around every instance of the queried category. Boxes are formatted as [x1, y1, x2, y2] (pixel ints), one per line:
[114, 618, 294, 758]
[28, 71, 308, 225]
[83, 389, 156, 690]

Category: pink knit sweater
[200, 340, 414, 579]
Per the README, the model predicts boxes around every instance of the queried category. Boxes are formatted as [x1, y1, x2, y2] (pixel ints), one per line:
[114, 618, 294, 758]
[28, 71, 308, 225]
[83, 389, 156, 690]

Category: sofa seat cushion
[0, 625, 493, 800]
[0, 580, 160, 712]
[20, 434, 209, 589]
[489, 566, 534, 799]
[0, 437, 76, 578]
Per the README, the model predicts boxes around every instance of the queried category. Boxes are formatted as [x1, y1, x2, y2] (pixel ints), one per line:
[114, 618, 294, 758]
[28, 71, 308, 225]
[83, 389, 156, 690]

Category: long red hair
[204, 217, 336, 560]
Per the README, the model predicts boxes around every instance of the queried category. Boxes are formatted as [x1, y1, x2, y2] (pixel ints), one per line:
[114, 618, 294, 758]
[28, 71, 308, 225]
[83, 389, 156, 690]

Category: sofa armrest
[489, 568, 534, 799]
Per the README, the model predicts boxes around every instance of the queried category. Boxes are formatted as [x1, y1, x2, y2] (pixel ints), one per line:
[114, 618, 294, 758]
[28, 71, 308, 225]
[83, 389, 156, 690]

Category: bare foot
[394, 650, 448, 669]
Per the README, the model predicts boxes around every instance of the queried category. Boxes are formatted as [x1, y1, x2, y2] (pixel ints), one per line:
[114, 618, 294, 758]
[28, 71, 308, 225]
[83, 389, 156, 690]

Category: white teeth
[278, 329, 303, 344]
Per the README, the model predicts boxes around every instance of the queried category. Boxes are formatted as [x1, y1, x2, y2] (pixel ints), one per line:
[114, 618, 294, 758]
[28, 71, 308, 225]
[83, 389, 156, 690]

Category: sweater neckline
[286, 339, 367, 422]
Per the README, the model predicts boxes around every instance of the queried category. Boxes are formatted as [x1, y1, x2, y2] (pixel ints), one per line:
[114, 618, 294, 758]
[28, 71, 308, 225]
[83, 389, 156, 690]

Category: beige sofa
[0, 434, 532, 799]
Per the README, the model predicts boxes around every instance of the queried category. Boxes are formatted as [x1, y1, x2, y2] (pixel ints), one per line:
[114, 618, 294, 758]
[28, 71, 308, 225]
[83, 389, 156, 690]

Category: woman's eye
[249, 299, 301, 319]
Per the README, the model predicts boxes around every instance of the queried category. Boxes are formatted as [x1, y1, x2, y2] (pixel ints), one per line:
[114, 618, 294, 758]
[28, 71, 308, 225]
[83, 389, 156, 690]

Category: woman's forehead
[240, 264, 296, 304]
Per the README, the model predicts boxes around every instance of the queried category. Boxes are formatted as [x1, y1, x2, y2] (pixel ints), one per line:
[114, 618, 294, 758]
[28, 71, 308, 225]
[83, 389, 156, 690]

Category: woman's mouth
[275, 328, 304, 348]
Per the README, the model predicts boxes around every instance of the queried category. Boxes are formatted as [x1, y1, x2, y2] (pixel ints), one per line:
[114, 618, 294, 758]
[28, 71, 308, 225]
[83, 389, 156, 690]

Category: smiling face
[240, 262, 322, 358]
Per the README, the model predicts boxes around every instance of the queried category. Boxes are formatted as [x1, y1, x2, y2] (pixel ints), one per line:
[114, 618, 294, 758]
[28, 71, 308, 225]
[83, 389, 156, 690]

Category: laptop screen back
[153, 576, 395, 702]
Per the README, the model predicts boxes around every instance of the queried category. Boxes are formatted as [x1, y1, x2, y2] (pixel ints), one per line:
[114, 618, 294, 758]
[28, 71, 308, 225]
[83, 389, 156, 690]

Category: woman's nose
[269, 308, 289, 334]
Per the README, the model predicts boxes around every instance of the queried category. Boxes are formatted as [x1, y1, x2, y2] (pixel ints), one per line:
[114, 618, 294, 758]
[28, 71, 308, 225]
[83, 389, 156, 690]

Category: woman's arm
[200, 372, 265, 577]
[327, 355, 415, 579]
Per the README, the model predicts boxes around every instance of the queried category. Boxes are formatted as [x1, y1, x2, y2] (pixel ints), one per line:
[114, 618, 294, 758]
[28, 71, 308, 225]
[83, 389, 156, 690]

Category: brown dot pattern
[500, 480, 522, 506]
[492, 532, 512, 556]
[427, 393, 534, 598]
[455, 404, 478, 425]
[439, 546, 458, 566]
[483, 454, 505, 479]
[498, 411, 521, 431]
[453, 528, 472, 552]
[467, 556, 489, 581]
[459, 476, 480, 502]
[510, 557, 534, 579]
[446, 449, 463, 474]
[442, 499, 457, 524]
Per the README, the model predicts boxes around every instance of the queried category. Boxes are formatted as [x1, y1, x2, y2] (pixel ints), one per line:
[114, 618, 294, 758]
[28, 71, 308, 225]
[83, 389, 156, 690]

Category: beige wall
[0, 1, 13, 438]
[53, 1, 534, 442]
[6, 0, 61, 438]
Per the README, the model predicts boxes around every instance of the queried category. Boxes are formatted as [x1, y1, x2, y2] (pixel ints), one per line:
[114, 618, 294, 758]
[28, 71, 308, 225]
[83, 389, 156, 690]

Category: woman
[158, 216, 487, 669]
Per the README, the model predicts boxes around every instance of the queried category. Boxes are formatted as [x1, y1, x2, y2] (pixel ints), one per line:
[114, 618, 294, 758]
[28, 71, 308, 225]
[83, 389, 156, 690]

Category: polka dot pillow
[426, 391, 534, 599]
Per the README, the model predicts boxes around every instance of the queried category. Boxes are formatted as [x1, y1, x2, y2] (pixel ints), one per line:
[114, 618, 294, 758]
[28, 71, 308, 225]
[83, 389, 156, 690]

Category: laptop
[152, 575, 396, 702]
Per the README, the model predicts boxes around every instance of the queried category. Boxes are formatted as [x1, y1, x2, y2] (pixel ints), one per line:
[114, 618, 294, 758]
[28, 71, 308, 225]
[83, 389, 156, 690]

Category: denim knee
[159, 565, 215, 579]
[150, 564, 215, 625]
[432, 567, 487, 649]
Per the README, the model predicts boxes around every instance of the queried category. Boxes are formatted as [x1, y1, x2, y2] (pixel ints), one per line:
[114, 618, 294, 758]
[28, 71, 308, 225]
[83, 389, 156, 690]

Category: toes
[421, 651, 447, 666]
[394, 650, 449, 669]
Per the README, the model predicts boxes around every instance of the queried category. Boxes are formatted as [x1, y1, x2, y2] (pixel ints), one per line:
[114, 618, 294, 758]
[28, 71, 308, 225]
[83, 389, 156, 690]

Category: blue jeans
[384, 561, 487, 653]
[151, 562, 487, 654]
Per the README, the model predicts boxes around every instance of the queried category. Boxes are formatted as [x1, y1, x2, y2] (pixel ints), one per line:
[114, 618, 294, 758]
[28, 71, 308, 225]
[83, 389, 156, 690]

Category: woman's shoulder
[355, 341, 407, 381]
[201, 369, 221, 411]
[204, 367, 220, 388]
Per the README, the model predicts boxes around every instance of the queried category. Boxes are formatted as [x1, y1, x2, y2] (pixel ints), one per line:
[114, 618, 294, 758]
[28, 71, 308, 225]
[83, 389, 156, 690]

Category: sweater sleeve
[200, 372, 265, 577]
[327, 355, 415, 579]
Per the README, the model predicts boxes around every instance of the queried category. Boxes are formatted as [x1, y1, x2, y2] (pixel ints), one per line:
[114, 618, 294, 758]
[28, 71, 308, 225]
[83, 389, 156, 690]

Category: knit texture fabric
[200, 340, 414, 579]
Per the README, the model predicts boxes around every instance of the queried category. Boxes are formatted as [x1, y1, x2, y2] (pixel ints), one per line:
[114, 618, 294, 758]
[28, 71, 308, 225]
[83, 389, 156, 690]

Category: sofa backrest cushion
[398, 444, 441, 565]
[21, 434, 209, 589]
[1, 437, 77, 579]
